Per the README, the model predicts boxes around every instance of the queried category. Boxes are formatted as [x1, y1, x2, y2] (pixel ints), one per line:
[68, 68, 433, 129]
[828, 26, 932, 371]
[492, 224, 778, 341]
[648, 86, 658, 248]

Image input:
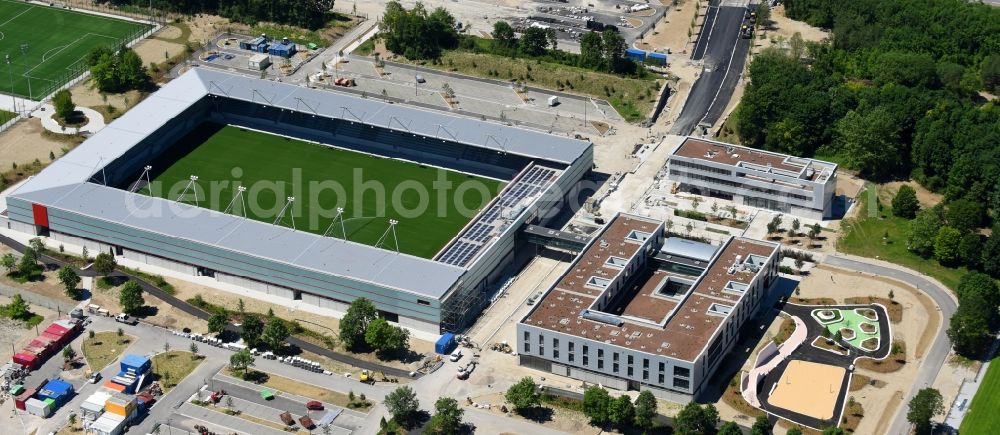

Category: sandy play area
[768, 360, 845, 420]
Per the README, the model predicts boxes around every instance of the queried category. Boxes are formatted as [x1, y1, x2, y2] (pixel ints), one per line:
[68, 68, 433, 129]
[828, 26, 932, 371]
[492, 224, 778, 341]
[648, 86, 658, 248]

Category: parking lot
[188, 33, 327, 78]
[313, 55, 622, 135]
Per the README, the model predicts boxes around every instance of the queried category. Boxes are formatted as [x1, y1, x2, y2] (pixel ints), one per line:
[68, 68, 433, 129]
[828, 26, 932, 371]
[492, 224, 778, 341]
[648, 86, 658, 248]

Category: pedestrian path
[33, 104, 106, 135]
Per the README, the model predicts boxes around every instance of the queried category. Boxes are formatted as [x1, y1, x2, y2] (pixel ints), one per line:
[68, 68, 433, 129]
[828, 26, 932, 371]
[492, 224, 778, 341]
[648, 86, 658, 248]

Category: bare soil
[0, 119, 69, 171]
[880, 181, 943, 209]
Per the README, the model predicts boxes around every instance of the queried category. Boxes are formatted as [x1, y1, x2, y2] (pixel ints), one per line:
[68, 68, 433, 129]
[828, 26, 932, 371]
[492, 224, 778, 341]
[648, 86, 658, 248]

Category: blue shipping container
[625, 48, 646, 62]
[121, 354, 151, 374]
[435, 333, 456, 354]
[647, 52, 668, 66]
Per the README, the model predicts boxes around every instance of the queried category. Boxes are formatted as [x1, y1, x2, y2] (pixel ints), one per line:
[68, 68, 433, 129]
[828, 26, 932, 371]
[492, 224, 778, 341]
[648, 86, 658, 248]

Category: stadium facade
[0, 69, 593, 334]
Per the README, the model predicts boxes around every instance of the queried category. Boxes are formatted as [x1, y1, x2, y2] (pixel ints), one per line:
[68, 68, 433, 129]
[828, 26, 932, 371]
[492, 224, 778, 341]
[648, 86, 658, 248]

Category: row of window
[671, 159, 732, 176]
[671, 169, 812, 203]
[524, 331, 692, 390]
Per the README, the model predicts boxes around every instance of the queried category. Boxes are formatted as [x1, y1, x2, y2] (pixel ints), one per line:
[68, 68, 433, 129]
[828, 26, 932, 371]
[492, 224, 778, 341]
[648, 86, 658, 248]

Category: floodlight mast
[175, 175, 200, 205]
[322, 207, 348, 240]
[375, 219, 400, 253]
[129, 165, 153, 193]
[273, 196, 296, 230]
[223, 186, 247, 217]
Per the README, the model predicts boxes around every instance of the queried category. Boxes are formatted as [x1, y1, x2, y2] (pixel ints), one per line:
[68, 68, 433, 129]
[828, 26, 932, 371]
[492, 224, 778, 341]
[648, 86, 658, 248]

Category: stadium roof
[8, 69, 592, 299]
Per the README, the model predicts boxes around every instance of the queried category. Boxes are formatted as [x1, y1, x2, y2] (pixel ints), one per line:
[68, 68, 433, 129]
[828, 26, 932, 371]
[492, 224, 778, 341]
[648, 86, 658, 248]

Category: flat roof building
[518, 213, 780, 401]
[667, 137, 838, 219]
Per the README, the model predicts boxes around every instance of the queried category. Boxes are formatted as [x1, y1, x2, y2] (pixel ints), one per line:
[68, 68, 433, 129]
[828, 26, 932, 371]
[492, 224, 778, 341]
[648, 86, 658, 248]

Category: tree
[907, 388, 943, 434]
[229, 348, 255, 376]
[809, 223, 822, 240]
[958, 233, 983, 269]
[365, 317, 410, 358]
[53, 90, 76, 121]
[945, 199, 984, 232]
[755, 2, 772, 27]
[692, 196, 702, 210]
[582, 386, 611, 424]
[17, 247, 39, 276]
[719, 421, 743, 435]
[751, 415, 772, 435]
[1, 253, 15, 274]
[189, 342, 199, 356]
[821, 428, 844, 435]
[835, 107, 903, 180]
[384, 386, 420, 427]
[505, 377, 540, 413]
[208, 309, 229, 334]
[787, 428, 803, 435]
[491, 21, 516, 49]
[63, 345, 76, 363]
[237, 299, 246, 316]
[426, 396, 463, 434]
[579, 31, 604, 69]
[608, 395, 634, 428]
[907, 206, 944, 257]
[92, 252, 117, 276]
[519, 26, 550, 56]
[633, 390, 657, 432]
[983, 232, 1000, 278]
[6, 294, 30, 320]
[28, 238, 44, 253]
[233, 312, 261, 344]
[58, 266, 81, 299]
[791, 218, 801, 236]
[118, 280, 144, 314]
[891, 184, 919, 218]
[600, 29, 626, 72]
[957, 273, 1000, 313]
[341, 298, 378, 350]
[984, 54, 1000, 93]
[933, 226, 962, 265]
[262, 316, 290, 351]
[673, 402, 719, 435]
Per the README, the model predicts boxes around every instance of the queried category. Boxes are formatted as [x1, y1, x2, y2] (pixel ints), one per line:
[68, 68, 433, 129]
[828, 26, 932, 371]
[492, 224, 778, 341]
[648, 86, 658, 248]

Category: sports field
[960, 356, 1000, 434]
[0, 0, 151, 99]
[139, 123, 506, 259]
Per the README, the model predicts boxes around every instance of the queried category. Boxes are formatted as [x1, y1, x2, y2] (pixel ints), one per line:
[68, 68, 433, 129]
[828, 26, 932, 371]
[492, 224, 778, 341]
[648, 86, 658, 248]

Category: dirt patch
[473, 391, 602, 435]
[880, 181, 943, 209]
[767, 5, 829, 43]
[849, 374, 871, 392]
[641, 0, 698, 55]
[843, 297, 901, 323]
[89, 278, 205, 333]
[857, 340, 907, 373]
[0, 119, 69, 170]
[155, 25, 184, 40]
[133, 39, 186, 67]
[721, 372, 766, 419]
[625, 17, 644, 28]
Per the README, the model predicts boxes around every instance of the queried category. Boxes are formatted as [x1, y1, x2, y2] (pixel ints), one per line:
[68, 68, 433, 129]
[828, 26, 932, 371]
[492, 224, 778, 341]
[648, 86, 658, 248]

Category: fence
[0, 284, 78, 316]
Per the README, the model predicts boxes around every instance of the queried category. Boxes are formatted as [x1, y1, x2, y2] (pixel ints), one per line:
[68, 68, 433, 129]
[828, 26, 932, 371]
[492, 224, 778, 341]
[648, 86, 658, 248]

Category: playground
[767, 360, 847, 421]
[811, 308, 881, 351]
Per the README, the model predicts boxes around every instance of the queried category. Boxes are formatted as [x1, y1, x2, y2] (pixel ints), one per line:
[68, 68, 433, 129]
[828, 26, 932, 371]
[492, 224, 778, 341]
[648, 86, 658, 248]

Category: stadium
[0, 69, 593, 334]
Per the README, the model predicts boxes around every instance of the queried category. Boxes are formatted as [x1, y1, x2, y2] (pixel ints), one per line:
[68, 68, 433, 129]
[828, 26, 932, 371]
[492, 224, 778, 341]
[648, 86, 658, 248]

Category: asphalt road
[672, 3, 752, 135]
[824, 254, 958, 435]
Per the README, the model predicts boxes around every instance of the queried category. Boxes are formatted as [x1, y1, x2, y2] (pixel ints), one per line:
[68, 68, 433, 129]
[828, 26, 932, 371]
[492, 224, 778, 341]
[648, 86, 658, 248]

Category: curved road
[824, 253, 958, 435]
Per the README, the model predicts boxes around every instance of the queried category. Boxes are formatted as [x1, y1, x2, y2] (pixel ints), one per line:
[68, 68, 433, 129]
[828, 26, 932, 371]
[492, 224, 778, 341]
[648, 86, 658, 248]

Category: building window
[553, 348, 559, 359]
[613, 363, 620, 373]
[583, 355, 589, 366]
[659, 362, 665, 372]
[598, 359, 604, 369]
[613, 353, 619, 362]
[568, 353, 575, 363]
[598, 349, 604, 358]
[627, 366, 633, 376]
[524, 331, 529, 342]
[568, 342, 575, 352]
[643, 370, 649, 381]
[643, 359, 649, 369]
[524, 342, 530, 353]
[658, 373, 665, 384]
[627, 355, 633, 365]
[417, 299, 430, 306]
[673, 377, 690, 390]
[674, 366, 690, 378]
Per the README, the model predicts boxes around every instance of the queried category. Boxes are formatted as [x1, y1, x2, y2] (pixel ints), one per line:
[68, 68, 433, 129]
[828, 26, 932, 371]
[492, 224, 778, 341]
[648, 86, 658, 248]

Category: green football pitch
[0, 0, 151, 99]
[139, 123, 507, 259]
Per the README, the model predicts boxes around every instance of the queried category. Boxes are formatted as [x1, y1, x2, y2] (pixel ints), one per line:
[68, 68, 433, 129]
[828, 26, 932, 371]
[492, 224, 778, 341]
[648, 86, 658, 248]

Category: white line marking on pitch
[0, 4, 33, 28]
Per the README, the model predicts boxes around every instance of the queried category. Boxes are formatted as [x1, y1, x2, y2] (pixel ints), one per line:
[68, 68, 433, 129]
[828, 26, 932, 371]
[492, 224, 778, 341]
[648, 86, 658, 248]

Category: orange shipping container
[105, 393, 137, 417]
[103, 381, 126, 393]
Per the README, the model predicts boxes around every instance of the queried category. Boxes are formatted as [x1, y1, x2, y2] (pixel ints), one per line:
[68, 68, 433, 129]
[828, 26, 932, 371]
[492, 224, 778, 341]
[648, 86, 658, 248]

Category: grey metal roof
[6, 69, 594, 299]
[660, 237, 718, 262]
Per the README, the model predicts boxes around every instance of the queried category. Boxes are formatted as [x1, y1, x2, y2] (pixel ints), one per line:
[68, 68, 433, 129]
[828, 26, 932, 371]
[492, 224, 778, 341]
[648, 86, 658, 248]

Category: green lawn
[140, 123, 505, 259]
[838, 184, 967, 291]
[0, 0, 151, 99]
[812, 308, 880, 350]
[0, 109, 15, 124]
[960, 356, 1000, 434]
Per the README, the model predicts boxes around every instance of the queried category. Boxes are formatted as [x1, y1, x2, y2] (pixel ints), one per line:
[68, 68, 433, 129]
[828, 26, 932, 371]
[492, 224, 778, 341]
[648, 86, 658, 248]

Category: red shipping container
[13, 352, 38, 369]
[42, 332, 63, 344]
[44, 323, 70, 337]
[14, 388, 35, 410]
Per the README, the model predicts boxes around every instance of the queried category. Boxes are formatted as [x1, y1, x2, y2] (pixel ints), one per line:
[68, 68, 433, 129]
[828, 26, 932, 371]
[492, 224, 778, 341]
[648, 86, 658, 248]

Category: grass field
[838, 184, 966, 291]
[960, 356, 1000, 434]
[140, 123, 505, 259]
[0, 109, 15, 124]
[0, 0, 151, 99]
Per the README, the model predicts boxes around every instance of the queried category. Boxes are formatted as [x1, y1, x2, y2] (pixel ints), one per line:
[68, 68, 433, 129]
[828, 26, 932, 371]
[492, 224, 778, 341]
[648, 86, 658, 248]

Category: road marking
[697, 12, 746, 129]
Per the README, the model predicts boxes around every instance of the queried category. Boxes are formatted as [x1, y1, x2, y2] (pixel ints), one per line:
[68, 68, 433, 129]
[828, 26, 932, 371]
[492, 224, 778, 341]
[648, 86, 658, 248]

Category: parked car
[450, 349, 463, 362]
[415, 75, 426, 83]
[306, 400, 324, 411]
[89, 372, 102, 384]
[115, 313, 138, 325]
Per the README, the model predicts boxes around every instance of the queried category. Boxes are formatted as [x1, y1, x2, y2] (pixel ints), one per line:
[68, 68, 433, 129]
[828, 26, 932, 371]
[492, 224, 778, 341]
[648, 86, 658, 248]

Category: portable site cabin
[14, 388, 35, 410]
[91, 412, 127, 435]
[105, 392, 138, 419]
[435, 333, 456, 354]
[268, 38, 297, 58]
[25, 397, 52, 417]
[646, 52, 668, 66]
[103, 380, 126, 393]
[81, 389, 113, 420]
[625, 48, 646, 63]
[38, 378, 74, 406]
[249, 53, 271, 70]
[240, 34, 270, 53]
[13, 352, 38, 370]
